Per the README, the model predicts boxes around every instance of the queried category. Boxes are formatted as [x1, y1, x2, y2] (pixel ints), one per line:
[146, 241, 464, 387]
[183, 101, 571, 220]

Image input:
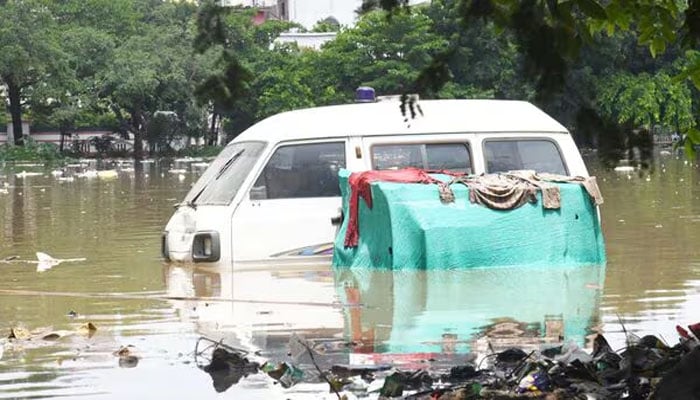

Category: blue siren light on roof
[355, 86, 376, 103]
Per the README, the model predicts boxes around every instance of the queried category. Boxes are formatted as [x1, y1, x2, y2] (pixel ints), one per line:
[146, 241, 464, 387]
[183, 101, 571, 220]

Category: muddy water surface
[0, 154, 698, 399]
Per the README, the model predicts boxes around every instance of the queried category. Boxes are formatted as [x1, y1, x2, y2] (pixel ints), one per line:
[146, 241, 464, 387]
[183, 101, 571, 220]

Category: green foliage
[320, 10, 448, 95]
[1, 0, 698, 165]
[175, 145, 225, 158]
[89, 135, 115, 157]
[682, 128, 700, 158]
[311, 18, 341, 32]
[0, 139, 64, 162]
[597, 71, 694, 130]
[254, 56, 315, 119]
[373, 0, 700, 100]
[0, 0, 67, 144]
[676, 50, 700, 90]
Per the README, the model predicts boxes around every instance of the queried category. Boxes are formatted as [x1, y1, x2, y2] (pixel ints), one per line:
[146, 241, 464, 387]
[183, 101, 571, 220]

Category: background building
[220, 0, 429, 29]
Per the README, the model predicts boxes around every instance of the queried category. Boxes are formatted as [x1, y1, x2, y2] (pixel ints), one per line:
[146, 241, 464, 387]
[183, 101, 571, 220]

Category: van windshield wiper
[214, 149, 244, 180]
[179, 149, 246, 209]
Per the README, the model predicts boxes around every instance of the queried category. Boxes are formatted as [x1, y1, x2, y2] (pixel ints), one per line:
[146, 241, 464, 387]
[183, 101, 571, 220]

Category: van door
[231, 140, 348, 266]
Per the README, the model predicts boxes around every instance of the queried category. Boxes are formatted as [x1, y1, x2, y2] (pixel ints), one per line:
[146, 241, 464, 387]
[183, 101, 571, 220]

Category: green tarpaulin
[332, 169, 606, 269]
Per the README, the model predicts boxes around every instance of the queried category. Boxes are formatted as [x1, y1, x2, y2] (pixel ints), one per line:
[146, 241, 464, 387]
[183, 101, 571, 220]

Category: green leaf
[576, 0, 607, 19]
[645, 35, 668, 59]
[687, 128, 700, 144]
[684, 138, 696, 159]
[605, 22, 615, 36]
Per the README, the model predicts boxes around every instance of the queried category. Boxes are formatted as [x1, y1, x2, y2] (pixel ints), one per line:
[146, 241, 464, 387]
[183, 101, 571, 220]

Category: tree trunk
[131, 111, 144, 161]
[209, 112, 218, 146]
[6, 79, 24, 146]
[59, 127, 66, 152]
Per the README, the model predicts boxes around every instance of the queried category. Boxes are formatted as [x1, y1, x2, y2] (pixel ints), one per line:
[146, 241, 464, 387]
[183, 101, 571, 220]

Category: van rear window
[484, 139, 567, 175]
[372, 143, 472, 173]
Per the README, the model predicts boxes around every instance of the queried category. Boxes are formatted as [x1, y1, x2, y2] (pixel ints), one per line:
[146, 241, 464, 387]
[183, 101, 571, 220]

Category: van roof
[234, 99, 568, 143]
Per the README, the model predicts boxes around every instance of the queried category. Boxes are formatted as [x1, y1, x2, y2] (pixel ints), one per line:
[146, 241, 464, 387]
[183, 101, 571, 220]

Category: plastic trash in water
[35, 252, 87, 272]
[263, 362, 304, 388]
[517, 371, 551, 394]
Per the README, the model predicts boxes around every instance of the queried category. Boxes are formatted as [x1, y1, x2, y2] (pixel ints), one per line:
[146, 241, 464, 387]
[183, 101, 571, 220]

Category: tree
[253, 46, 316, 119]
[97, 1, 208, 159]
[0, 0, 66, 145]
[597, 71, 694, 132]
[370, 0, 700, 156]
[425, 0, 534, 100]
[194, 3, 308, 139]
[370, 0, 700, 92]
[30, 23, 117, 150]
[316, 9, 449, 97]
[312, 17, 341, 32]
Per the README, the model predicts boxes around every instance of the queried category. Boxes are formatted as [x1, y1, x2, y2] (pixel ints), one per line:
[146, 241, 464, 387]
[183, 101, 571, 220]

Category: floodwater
[0, 153, 698, 399]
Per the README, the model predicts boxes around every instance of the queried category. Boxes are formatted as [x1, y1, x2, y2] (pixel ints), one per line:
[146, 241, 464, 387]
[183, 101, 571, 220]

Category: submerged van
[162, 98, 597, 268]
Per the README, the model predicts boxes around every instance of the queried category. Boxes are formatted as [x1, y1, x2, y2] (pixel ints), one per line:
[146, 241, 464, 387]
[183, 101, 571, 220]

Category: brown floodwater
[0, 153, 698, 399]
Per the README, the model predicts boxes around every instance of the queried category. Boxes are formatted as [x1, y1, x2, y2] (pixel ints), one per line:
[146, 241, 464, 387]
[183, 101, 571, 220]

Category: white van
[162, 98, 590, 268]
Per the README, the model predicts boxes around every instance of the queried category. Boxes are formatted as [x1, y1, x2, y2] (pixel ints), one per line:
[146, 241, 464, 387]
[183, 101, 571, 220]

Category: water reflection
[334, 265, 604, 356]
[163, 262, 604, 373]
[589, 153, 700, 347]
[164, 264, 345, 359]
[0, 154, 699, 399]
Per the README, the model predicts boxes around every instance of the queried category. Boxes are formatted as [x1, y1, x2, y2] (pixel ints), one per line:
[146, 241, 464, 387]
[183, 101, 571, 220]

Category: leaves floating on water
[113, 345, 135, 358]
[78, 322, 97, 338]
[7, 327, 31, 340]
[114, 345, 139, 368]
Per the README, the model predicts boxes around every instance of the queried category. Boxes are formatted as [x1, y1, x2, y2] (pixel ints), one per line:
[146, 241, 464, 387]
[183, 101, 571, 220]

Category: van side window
[484, 140, 567, 175]
[250, 142, 346, 200]
[372, 143, 472, 173]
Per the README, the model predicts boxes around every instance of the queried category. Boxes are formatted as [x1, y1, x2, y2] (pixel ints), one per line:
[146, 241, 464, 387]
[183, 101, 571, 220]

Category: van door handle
[331, 211, 344, 226]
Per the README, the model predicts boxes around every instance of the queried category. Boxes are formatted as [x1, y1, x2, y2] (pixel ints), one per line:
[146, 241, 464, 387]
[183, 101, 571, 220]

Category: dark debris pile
[194, 324, 700, 399]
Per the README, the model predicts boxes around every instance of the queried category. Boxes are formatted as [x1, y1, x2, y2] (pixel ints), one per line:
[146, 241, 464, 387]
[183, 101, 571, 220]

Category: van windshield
[184, 141, 266, 206]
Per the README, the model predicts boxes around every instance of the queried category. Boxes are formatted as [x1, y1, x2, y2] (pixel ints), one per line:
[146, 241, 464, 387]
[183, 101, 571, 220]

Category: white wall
[285, 0, 429, 29]
[275, 32, 337, 50]
[286, 0, 361, 29]
[220, 0, 277, 7]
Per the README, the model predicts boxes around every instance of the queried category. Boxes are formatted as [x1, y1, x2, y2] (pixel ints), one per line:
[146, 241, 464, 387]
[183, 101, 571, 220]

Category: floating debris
[263, 362, 305, 389]
[194, 337, 261, 393]
[78, 322, 97, 338]
[7, 327, 31, 340]
[42, 333, 61, 341]
[35, 252, 87, 272]
[191, 162, 209, 169]
[114, 345, 139, 368]
[15, 171, 43, 178]
[96, 170, 118, 179]
[191, 322, 700, 399]
[76, 170, 98, 178]
[613, 166, 635, 173]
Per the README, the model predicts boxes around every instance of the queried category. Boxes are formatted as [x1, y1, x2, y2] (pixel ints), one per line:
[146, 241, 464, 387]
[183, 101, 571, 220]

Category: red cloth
[344, 168, 443, 248]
